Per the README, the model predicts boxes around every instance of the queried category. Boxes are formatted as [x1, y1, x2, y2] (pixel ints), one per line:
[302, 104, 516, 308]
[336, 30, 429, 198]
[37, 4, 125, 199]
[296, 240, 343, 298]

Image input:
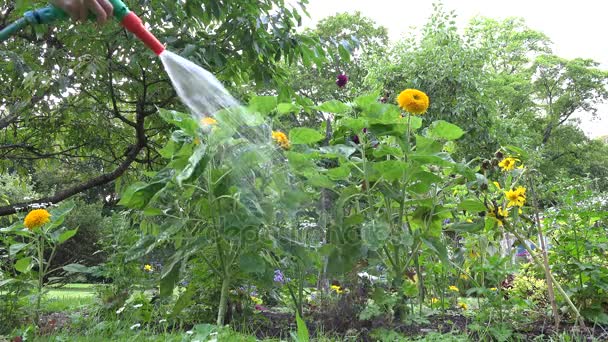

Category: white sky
[298, 0, 608, 138]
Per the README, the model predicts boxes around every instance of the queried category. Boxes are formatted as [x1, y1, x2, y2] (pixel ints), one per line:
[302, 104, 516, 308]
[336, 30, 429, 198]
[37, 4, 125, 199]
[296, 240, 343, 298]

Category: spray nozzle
[0, 0, 165, 55]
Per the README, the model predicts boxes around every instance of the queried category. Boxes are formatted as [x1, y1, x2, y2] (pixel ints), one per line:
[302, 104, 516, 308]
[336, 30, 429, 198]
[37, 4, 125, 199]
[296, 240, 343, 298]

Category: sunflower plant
[0, 202, 76, 325]
[118, 99, 298, 326]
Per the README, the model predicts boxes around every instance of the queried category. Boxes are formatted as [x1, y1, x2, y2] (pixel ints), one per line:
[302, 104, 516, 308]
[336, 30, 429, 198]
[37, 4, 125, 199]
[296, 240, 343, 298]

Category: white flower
[130, 323, 141, 330]
[159, 319, 167, 324]
[133, 304, 144, 309]
[186, 331, 194, 335]
[116, 306, 126, 314]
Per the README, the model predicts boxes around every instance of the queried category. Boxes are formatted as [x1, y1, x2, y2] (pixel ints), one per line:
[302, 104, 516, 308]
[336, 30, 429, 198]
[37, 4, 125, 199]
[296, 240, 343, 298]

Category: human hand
[52, 0, 114, 25]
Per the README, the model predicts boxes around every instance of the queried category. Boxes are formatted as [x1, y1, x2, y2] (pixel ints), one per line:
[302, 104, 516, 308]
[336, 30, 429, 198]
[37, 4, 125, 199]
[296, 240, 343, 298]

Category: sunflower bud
[495, 151, 504, 160]
[481, 159, 492, 170]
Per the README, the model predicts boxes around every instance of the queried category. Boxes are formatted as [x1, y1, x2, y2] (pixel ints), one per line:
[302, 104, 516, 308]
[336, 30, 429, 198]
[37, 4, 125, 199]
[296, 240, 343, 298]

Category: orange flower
[396, 89, 430, 115]
[24, 209, 51, 230]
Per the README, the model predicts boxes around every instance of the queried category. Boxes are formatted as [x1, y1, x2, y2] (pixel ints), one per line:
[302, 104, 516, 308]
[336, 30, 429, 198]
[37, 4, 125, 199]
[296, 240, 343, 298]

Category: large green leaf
[161, 258, 182, 298]
[316, 100, 351, 114]
[289, 128, 325, 145]
[457, 199, 487, 212]
[15, 257, 32, 273]
[239, 253, 266, 274]
[249, 96, 277, 115]
[361, 220, 390, 251]
[56, 228, 78, 244]
[9, 243, 28, 257]
[158, 109, 200, 137]
[326, 165, 351, 180]
[421, 236, 449, 264]
[118, 181, 166, 209]
[295, 314, 310, 342]
[373, 160, 407, 181]
[176, 144, 209, 185]
[427, 120, 465, 141]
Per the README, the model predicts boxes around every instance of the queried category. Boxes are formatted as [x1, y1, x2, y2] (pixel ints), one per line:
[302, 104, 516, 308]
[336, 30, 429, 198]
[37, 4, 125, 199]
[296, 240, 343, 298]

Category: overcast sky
[297, 0, 608, 138]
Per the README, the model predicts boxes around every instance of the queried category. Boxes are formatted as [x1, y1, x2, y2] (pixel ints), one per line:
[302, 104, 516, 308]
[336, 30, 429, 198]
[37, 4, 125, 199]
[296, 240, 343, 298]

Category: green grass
[41, 283, 97, 312]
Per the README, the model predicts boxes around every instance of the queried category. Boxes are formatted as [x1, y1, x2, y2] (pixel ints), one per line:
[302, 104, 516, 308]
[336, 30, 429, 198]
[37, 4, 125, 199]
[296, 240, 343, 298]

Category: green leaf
[289, 128, 325, 145]
[326, 165, 351, 180]
[457, 199, 487, 212]
[319, 145, 356, 158]
[427, 120, 465, 141]
[9, 243, 28, 257]
[239, 253, 266, 274]
[421, 237, 449, 264]
[373, 160, 407, 181]
[295, 314, 310, 342]
[338, 43, 350, 62]
[158, 109, 200, 137]
[361, 220, 390, 251]
[171, 285, 195, 317]
[177, 144, 209, 185]
[15, 257, 32, 273]
[409, 116, 423, 130]
[416, 135, 443, 154]
[316, 100, 350, 114]
[448, 220, 485, 233]
[160, 259, 181, 298]
[63, 263, 93, 273]
[341, 117, 368, 132]
[57, 228, 78, 244]
[303, 172, 335, 188]
[118, 181, 166, 209]
[249, 96, 277, 115]
[46, 201, 76, 230]
[277, 103, 301, 115]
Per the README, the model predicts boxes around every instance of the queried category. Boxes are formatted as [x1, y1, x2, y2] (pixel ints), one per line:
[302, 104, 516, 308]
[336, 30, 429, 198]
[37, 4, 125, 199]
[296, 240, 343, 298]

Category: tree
[0, 0, 313, 216]
[531, 55, 608, 144]
[364, 4, 495, 157]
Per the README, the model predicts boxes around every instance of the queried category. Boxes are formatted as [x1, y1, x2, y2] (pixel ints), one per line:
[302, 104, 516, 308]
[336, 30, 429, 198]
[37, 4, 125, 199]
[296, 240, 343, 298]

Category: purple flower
[336, 74, 348, 88]
[352, 135, 360, 144]
[274, 269, 286, 284]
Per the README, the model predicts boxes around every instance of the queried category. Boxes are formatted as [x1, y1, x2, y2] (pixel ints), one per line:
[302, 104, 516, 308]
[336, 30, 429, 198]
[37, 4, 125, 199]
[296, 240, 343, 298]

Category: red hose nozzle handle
[121, 12, 165, 55]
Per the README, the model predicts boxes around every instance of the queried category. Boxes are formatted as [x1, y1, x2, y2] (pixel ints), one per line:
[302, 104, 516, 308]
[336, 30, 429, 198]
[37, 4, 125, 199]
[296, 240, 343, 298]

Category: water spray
[0, 0, 164, 55]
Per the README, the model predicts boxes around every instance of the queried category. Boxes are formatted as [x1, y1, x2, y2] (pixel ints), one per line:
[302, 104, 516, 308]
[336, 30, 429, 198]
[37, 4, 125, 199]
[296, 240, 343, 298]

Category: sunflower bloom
[458, 302, 468, 310]
[200, 117, 217, 126]
[431, 297, 439, 304]
[505, 186, 526, 208]
[272, 131, 290, 150]
[330, 285, 344, 294]
[24, 209, 51, 230]
[488, 205, 509, 226]
[498, 157, 518, 171]
[448, 285, 459, 292]
[144, 264, 153, 272]
[396, 89, 430, 115]
[490, 287, 497, 291]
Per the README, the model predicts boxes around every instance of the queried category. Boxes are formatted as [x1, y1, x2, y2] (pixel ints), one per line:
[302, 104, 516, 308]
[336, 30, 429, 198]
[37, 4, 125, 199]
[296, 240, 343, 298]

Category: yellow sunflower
[498, 157, 518, 171]
[200, 117, 217, 126]
[458, 302, 468, 310]
[330, 285, 344, 294]
[488, 205, 509, 226]
[24, 209, 51, 230]
[448, 285, 459, 292]
[396, 89, 430, 115]
[431, 297, 439, 304]
[505, 186, 526, 208]
[144, 264, 154, 272]
[272, 131, 291, 150]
